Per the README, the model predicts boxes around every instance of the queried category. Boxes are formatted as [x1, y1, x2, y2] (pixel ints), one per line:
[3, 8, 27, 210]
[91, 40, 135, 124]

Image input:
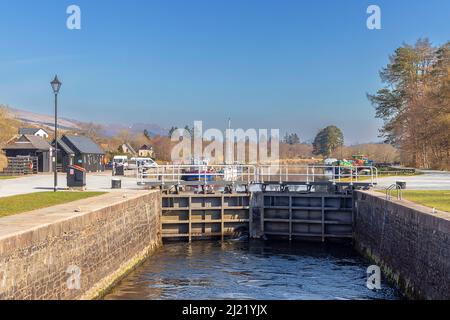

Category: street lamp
[51, 75, 62, 192]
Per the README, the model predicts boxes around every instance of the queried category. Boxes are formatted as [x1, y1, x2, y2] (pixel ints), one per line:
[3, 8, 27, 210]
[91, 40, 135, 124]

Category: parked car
[129, 157, 158, 170]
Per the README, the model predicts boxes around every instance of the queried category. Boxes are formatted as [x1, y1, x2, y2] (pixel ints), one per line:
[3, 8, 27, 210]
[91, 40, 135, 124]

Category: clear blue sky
[0, 0, 448, 144]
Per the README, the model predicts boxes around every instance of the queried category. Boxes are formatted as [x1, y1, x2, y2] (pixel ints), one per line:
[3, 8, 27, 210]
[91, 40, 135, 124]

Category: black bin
[112, 178, 122, 189]
[114, 164, 124, 176]
[67, 165, 87, 188]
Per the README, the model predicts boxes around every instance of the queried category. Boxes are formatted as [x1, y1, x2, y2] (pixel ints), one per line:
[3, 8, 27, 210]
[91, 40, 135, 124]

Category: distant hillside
[7, 107, 81, 131]
[101, 122, 168, 137]
[6, 107, 168, 137]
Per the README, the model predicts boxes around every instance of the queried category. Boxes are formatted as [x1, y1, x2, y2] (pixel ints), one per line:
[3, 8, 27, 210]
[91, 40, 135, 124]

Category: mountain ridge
[6, 107, 168, 137]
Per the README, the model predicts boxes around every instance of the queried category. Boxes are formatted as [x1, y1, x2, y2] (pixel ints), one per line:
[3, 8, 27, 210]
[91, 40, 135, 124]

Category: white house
[18, 128, 49, 139]
[138, 144, 154, 157]
[120, 143, 137, 155]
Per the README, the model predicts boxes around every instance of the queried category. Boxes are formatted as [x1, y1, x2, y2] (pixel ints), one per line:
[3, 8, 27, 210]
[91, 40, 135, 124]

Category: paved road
[0, 172, 143, 198]
[375, 170, 450, 190]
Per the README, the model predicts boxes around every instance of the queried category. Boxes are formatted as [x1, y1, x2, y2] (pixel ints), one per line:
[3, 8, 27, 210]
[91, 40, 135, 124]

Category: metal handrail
[136, 164, 378, 186]
[257, 165, 378, 185]
[137, 164, 258, 185]
[385, 183, 403, 200]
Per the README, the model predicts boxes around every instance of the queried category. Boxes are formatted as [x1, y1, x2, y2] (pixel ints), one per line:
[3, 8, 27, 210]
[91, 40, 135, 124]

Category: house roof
[56, 138, 75, 156]
[122, 143, 137, 154]
[63, 135, 104, 155]
[18, 128, 47, 135]
[139, 144, 153, 150]
[2, 135, 51, 151]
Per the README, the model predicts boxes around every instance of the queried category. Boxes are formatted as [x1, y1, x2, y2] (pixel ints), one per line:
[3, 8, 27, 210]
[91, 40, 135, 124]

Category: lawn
[0, 191, 106, 218]
[377, 190, 450, 213]
[340, 172, 421, 182]
[401, 190, 450, 213]
[0, 176, 17, 180]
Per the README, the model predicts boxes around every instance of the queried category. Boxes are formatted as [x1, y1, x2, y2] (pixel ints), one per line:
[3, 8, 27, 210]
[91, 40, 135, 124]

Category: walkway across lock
[136, 164, 378, 192]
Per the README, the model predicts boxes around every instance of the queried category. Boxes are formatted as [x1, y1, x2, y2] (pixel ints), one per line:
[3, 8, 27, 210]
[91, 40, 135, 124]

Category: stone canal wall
[353, 190, 450, 299]
[0, 191, 162, 300]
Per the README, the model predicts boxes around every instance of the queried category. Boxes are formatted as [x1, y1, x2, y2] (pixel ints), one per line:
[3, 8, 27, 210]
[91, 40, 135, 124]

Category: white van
[129, 157, 158, 170]
[113, 155, 129, 169]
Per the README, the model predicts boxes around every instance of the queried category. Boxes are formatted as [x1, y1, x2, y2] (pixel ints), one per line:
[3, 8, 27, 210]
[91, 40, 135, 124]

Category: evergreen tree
[312, 126, 344, 157]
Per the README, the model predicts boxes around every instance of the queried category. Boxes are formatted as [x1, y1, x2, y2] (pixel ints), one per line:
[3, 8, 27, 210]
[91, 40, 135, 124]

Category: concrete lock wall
[0, 191, 162, 300]
[353, 190, 450, 299]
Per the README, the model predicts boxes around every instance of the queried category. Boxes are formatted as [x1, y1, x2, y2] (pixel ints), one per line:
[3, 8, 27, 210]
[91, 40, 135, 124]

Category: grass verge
[340, 172, 421, 182]
[377, 190, 450, 213]
[0, 176, 17, 180]
[0, 191, 106, 218]
[401, 190, 450, 213]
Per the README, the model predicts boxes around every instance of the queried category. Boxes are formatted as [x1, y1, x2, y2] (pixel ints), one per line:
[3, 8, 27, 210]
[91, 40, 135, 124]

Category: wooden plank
[321, 196, 325, 242]
[188, 195, 192, 243]
[248, 193, 254, 238]
[289, 195, 292, 241]
[162, 234, 190, 238]
[221, 194, 224, 241]
[261, 199, 265, 236]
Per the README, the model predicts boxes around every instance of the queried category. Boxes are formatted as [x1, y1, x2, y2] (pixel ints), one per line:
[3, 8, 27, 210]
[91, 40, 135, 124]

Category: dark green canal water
[104, 240, 403, 300]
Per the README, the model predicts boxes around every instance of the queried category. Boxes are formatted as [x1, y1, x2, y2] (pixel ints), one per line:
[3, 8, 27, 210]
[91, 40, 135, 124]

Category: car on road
[129, 157, 158, 170]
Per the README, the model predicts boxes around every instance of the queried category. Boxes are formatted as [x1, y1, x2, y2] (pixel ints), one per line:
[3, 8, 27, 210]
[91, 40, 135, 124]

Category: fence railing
[137, 164, 378, 186]
[137, 164, 258, 186]
[257, 165, 378, 185]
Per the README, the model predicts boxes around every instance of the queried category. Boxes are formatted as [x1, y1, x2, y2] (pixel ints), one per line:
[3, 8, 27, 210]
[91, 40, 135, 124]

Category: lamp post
[51, 75, 62, 192]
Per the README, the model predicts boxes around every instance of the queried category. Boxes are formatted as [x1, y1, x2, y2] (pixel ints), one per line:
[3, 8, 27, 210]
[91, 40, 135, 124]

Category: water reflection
[104, 240, 403, 300]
